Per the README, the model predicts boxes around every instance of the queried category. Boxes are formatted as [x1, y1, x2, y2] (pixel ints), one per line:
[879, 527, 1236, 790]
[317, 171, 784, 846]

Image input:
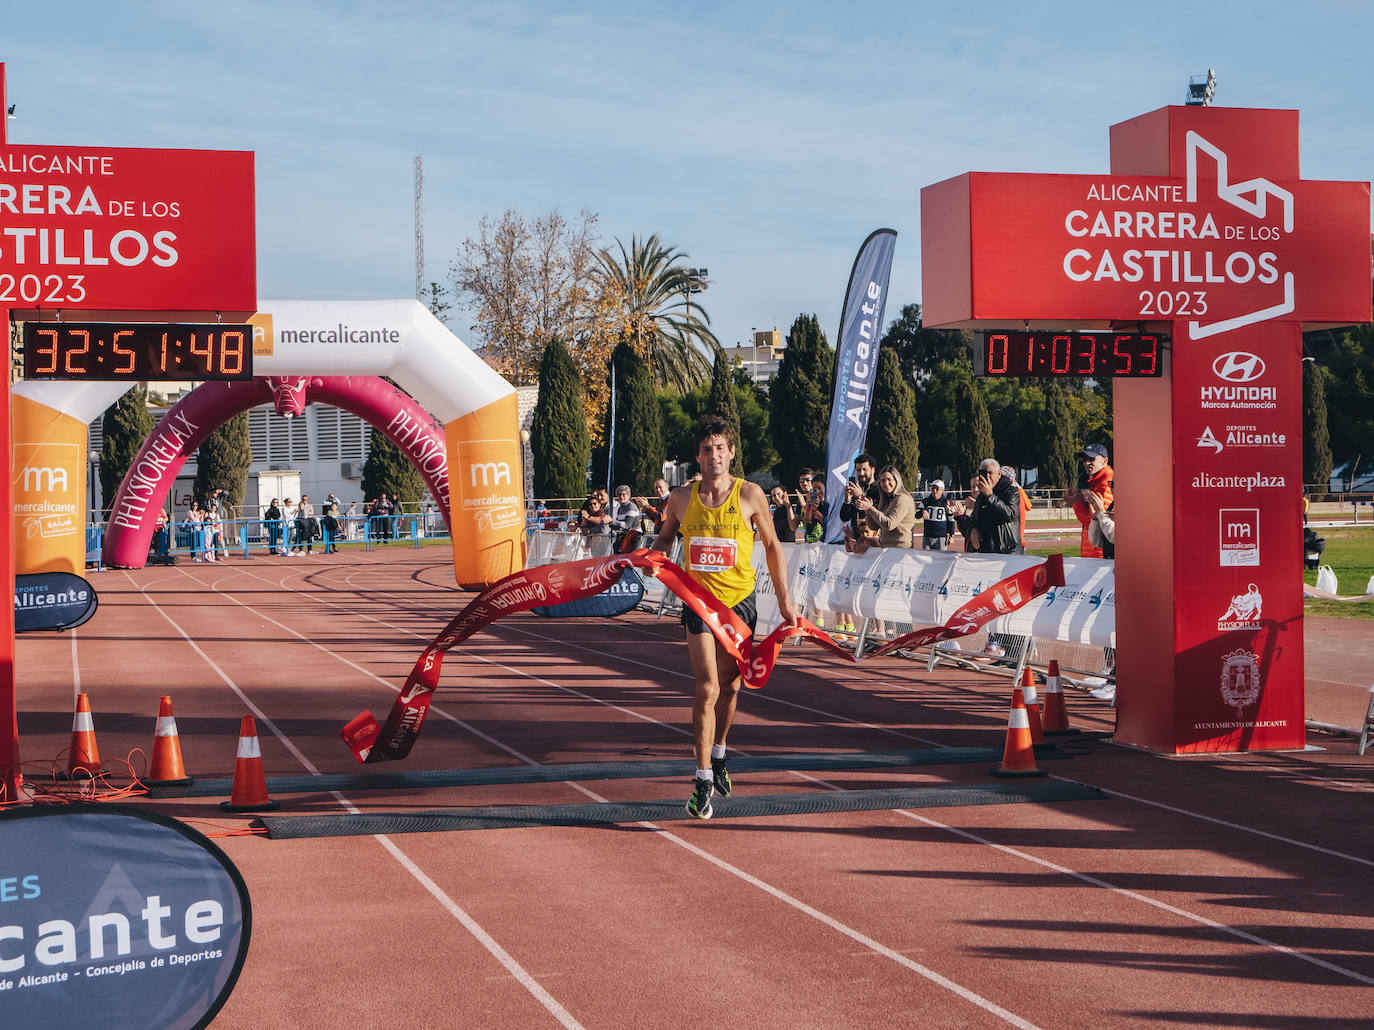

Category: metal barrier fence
[524, 531, 1117, 691]
[85, 514, 452, 568]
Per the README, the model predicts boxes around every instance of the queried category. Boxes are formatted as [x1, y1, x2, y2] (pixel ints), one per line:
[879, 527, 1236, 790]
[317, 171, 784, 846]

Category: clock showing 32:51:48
[21, 322, 255, 381]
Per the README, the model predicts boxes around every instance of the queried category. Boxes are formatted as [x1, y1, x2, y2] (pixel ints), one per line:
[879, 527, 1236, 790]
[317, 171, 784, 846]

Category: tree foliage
[732, 365, 776, 475]
[194, 412, 253, 516]
[596, 233, 720, 393]
[1306, 325, 1374, 466]
[530, 337, 590, 499]
[980, 379, 1046, 474]
[452, 207, 602, 386]
[867, 345, 919, 482]
[1040, 382, 1080, 491]
[952, 370, 996, 488]
[881, 302, 975, 383]
[99, 386, 154, 517]
[659, 367, 776, 475]
[609, 339, 665, 491]
[363, 426, 425, 506]
[1303, 358, 1333, 487]
[707, 352, 743, 474]
[769, 314, 833, 479]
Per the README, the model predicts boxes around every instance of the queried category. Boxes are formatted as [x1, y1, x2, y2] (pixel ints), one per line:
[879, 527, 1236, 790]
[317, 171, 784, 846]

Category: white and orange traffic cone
[1019, 668, 1045, 747]
[65, 693, 101, 779]
[220, 715, 279, 812]
[991, 685, 1046, 778]
[1042, 660, 1074, 735]
[145, 695, 194, 787]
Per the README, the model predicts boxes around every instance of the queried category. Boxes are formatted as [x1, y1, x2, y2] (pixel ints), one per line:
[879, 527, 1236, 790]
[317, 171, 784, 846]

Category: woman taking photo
[852, 465, 915, 555]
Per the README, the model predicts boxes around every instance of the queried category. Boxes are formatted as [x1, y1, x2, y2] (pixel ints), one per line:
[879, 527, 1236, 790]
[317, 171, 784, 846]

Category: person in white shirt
[281, 498, 298, 555]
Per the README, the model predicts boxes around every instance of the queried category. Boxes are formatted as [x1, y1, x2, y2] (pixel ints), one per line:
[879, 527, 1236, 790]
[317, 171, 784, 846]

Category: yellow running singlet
[679, 478, 755, 607]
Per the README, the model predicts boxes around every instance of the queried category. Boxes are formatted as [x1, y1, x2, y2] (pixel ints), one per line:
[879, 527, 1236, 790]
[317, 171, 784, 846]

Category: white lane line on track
[480, 623, 1374, 987]
[181, 558, 1374, 997]
[177, 558, 1045, 1029]
[888, 807, 1374, 987]
[124, 567, 586, 1030]
[500, 622, 950, 748]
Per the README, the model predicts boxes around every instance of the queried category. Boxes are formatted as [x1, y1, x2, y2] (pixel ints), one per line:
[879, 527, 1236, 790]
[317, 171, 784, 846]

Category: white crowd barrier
[526, 532, 1115, 653]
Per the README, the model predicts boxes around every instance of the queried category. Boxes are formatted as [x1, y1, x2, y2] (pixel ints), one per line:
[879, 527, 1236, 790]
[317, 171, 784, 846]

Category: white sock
[711, 744, 726, 760]
[696, 769, 713, 782]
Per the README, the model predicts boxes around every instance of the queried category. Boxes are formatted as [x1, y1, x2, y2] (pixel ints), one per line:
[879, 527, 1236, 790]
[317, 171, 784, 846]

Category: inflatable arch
[102, 375, 452, 567]
[12, 300, 525, 588]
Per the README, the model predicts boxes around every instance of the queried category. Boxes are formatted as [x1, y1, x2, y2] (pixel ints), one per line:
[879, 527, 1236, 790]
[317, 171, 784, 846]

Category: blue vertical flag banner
[823, 228, 898, 544]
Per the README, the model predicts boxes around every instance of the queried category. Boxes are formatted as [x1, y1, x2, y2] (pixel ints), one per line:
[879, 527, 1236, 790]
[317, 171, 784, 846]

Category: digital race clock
[974, 331, 1165, 378]
[22, 322, 254, 381]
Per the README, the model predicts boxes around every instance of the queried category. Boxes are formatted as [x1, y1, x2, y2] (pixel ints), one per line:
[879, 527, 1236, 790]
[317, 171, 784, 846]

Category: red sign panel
[1169, 323, 1304, 750]
[0, 145, 256, 312]
[921, 145, 1370, 333]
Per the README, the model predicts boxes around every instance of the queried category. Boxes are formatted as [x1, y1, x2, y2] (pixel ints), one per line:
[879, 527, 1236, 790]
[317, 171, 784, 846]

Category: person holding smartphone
[1063, 443, 1114, 558]
[968, 458, 1020, 554]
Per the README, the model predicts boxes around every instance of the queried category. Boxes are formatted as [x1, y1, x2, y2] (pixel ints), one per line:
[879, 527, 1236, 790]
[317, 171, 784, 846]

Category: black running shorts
[681, 591, 758, 636]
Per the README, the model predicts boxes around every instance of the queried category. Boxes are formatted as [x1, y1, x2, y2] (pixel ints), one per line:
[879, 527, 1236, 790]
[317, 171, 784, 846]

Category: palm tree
[595, 233, 720, 392]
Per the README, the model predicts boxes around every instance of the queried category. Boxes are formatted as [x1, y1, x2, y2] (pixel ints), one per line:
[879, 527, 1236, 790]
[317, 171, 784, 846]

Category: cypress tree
[769, 314, 833, 478]
[194, 411, 253, 520]
[362, 427, 425, 506]
[1303, 358, 1333, 488]
[530, 337, 590, 499]
[952, 371, 995, 487]
[1041, 382, 1080, 491]
[99, 386, 154, 518]
[707, 352, 743, 474]
[609, 339, 664, 491]
[867, 345, 920, 483]
[733, 367, 776, 474]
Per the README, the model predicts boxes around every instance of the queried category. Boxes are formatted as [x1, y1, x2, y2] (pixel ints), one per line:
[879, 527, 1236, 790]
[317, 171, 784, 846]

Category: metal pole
[0, 63, 21, 802]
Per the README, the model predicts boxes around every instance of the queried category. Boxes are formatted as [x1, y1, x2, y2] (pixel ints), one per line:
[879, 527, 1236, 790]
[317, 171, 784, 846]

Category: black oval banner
[0, 805, 251, 1029]
[15, 572, 98, 633]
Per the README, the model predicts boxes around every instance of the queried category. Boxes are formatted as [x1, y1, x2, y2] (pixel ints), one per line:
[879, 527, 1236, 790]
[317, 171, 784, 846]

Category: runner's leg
[711, 637, 742, 750]
[685, 630, 722, 770]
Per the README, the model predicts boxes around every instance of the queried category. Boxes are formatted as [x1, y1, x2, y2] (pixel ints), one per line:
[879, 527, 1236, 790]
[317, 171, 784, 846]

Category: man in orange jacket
[1065, 443, 1114, 558]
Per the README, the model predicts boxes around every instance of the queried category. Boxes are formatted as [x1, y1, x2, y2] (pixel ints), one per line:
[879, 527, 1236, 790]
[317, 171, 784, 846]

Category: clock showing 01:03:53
[974, 331, 1166, 378]
[21, 322, 255, 381]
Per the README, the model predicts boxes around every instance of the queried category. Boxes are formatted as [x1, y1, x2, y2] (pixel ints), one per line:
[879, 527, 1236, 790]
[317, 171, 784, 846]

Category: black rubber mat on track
[260, 779, 1106, 839]
[146, 744, 1072, 799]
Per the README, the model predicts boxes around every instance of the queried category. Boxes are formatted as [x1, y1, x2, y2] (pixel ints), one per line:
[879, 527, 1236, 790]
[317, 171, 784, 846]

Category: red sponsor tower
[921, 105, 1370, 753]
[0, 62, 256, 797]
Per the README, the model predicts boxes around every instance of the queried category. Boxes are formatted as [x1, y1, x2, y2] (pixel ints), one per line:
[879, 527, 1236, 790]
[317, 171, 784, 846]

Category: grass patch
[1026, 526, 1374, 620]
[1303, 527, 1374, 619]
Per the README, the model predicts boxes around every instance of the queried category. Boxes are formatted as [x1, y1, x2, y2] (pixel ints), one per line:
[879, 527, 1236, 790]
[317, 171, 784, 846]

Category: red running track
[12, 549, 1374, 1029]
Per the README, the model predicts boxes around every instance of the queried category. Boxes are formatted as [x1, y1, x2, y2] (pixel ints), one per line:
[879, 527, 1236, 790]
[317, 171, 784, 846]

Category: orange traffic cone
[991, 686, 1046, 778]
[220, 715, 279, 812]
[1019, 668, 1046, 746]
[145, 696, 194, 787]
[65, 692, 101, 779]
[1042, 660, 1074, 735]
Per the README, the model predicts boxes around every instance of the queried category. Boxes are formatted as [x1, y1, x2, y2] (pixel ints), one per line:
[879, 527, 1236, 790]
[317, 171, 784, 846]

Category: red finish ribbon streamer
[340, 550, 1064, 763]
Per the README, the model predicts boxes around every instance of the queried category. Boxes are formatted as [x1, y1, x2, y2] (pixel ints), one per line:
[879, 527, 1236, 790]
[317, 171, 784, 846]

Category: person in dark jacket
[968, 458, 1021, 554]
[264, 498, 284, 556]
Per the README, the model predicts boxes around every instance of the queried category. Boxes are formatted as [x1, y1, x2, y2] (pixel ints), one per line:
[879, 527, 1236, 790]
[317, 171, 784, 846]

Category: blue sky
[5, 1, 1372, 351]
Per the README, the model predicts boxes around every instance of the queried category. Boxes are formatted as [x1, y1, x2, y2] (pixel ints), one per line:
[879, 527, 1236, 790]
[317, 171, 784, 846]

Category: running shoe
[711, 757, 732, 797]
[686, 777, 714, 819]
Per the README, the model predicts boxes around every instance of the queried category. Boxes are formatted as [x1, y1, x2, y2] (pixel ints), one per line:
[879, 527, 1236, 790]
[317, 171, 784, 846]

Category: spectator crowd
[532, 443, 1116, 561]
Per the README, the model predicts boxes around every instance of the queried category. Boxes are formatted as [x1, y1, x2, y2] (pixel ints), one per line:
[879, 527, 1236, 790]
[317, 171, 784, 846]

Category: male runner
[650, 414, 799, 819]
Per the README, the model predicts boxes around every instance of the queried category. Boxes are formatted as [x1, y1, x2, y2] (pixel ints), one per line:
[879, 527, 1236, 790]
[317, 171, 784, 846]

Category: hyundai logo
[1212, 351, 1266, 383]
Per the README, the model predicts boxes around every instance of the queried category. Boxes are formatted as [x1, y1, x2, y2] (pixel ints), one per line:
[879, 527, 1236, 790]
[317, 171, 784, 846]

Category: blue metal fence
[84, 512, 452, 567]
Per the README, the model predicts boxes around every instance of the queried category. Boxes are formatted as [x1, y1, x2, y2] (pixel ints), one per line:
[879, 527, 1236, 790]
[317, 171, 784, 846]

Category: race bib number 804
[689, 536, 737, 572]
